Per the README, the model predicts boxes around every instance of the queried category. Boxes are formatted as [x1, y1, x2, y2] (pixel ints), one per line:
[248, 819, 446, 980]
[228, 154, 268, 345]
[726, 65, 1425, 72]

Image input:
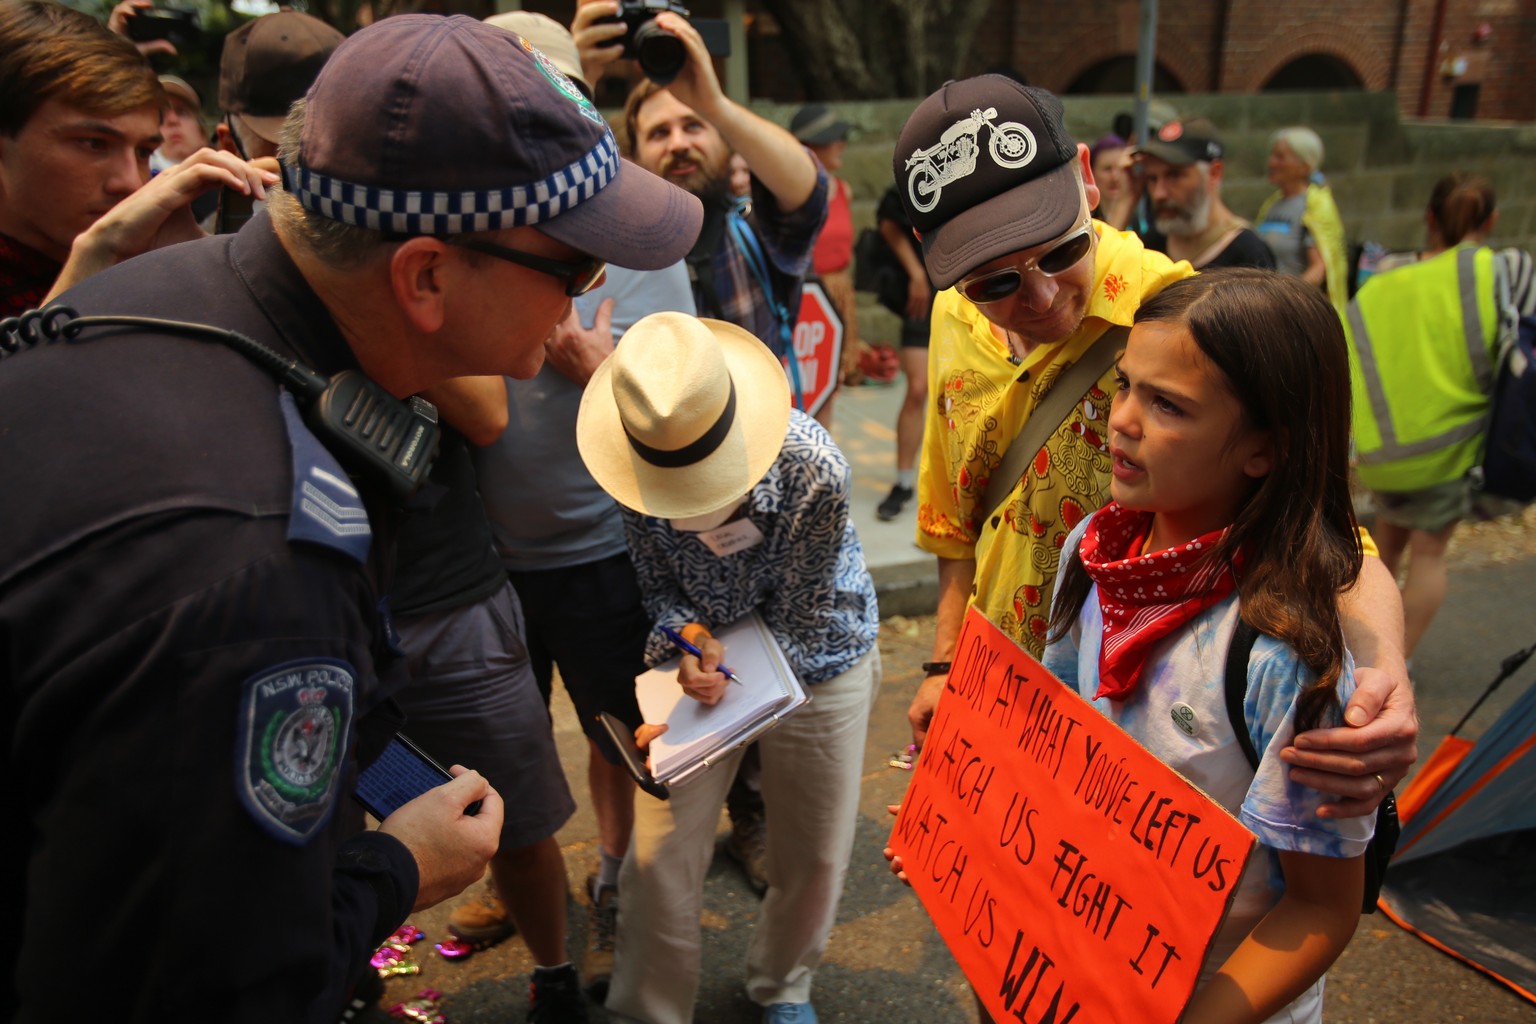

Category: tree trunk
[758, 0, 998, 99]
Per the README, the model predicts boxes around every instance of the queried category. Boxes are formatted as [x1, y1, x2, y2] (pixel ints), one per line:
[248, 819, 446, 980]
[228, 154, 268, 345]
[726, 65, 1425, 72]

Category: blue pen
[658, 625, 744, 685]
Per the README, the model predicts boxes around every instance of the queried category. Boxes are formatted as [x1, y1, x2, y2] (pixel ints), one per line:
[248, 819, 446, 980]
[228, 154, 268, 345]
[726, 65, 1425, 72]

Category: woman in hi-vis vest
[1345, 173, 1532, 658]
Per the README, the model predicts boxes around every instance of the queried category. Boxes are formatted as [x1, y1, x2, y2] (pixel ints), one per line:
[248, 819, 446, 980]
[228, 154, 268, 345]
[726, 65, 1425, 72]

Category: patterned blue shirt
[623, 411, 878, 685]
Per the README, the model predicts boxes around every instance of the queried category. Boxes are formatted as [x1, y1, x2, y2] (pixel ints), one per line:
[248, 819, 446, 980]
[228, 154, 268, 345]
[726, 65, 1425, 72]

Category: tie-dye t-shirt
[1044, 512, 1376, 1021]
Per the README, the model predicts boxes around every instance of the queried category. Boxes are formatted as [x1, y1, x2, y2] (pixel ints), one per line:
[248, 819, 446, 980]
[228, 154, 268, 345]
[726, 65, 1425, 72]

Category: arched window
[1065, 55, 1184, 95]
[1262, 54, 1363, 91]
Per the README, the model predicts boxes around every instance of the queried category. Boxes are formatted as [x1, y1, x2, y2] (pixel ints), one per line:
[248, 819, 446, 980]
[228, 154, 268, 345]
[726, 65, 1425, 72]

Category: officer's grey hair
[267, 100, 392, 269]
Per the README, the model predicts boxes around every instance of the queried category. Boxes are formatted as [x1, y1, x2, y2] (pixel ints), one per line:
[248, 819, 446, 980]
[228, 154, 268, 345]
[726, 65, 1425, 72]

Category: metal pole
[722, 0, 748, 103]
[1132, 0, 1159, 145]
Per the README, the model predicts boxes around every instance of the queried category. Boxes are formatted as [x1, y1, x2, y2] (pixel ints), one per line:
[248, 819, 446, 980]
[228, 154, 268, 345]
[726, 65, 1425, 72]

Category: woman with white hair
[1257, 126, 1349, 318]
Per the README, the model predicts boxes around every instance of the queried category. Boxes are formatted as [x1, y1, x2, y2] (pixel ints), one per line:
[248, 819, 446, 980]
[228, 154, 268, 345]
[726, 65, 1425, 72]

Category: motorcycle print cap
[894, 76, 1080, 289]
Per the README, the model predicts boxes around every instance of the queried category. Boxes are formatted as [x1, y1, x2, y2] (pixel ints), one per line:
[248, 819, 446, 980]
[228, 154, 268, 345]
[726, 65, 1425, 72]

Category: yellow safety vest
[1346, 244, 1498, 492]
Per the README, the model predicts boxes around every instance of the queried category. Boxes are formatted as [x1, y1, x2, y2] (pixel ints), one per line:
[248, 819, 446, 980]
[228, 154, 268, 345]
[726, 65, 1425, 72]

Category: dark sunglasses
[957, 222, 1095, 305]
[447, 238, 607, 297]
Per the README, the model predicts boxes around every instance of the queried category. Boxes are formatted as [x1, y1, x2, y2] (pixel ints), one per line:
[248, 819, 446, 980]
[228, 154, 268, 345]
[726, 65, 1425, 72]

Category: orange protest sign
[889, 606, 1255, 1024]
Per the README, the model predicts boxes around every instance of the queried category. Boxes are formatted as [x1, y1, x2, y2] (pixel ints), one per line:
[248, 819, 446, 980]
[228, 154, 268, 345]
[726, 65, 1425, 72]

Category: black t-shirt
[387, 427, 507, 618]
[873, 184, 930, 318]
[876, 184, 920, 257]
[1203, 228, 1277, 271]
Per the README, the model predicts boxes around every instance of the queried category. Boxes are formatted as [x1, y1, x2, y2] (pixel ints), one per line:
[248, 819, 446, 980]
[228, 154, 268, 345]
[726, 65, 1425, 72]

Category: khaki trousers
[605, 649, 881, 1023]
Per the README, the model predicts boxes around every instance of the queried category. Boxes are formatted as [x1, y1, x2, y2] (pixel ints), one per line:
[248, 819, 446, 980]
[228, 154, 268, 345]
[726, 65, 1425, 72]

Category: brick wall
[1408, 0, 1536, 121]
[992, 0, 1221, 93]
[523, 0, 1535, 120]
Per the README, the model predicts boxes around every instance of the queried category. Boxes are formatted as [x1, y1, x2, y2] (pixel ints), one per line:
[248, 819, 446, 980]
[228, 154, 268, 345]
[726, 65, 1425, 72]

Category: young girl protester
[1041, 268, 1375, 1023]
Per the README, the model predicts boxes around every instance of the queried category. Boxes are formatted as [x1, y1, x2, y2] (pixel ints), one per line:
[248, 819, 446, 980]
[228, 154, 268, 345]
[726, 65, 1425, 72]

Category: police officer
[1, 15, 701, 1022]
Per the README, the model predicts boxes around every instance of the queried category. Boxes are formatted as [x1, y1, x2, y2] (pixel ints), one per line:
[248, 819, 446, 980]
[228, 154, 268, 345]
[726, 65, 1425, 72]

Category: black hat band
[624, 379, 738, 469]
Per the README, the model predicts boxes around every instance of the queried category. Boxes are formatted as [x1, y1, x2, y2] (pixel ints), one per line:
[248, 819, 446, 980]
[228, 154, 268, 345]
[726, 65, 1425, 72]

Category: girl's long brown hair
[1049, 268, 1362, 730]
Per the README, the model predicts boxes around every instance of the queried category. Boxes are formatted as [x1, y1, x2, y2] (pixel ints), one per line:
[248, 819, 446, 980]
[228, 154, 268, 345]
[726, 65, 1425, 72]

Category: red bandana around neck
[1078, 503, 1242, 701]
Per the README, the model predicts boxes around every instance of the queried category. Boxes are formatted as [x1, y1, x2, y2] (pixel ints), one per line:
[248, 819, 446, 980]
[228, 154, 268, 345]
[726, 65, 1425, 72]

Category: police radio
[0, 305, 440, 500]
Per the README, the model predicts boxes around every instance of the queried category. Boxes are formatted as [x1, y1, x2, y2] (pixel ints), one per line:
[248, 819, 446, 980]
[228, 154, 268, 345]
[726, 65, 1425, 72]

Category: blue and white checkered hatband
[282, 129, 621, 235]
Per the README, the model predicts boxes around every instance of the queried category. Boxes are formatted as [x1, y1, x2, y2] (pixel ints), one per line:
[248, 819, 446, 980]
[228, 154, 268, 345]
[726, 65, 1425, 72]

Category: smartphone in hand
[353, 733, 480, 820]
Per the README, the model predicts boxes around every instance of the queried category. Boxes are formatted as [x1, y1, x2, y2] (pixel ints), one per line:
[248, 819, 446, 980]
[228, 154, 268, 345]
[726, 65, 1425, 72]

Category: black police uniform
[2, 213, 418, 1022]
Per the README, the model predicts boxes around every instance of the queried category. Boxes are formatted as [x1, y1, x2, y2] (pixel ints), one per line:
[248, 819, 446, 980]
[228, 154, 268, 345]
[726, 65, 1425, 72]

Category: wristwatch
[921, 661, 952, 677]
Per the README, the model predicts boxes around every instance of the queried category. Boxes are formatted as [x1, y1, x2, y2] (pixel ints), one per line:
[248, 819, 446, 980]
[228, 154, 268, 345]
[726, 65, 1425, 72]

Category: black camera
[605, 0, 731, 85]
[123, 7, 200, 47]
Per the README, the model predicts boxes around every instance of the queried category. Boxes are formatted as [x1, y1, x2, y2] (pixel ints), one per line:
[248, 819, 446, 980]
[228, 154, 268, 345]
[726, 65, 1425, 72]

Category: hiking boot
[725, 812, 768, 896]
[528, 963, 589, 1024]
[582, 873, 618, 1001]
[876, 484, 914, 521]
[447, 877, 516, 945]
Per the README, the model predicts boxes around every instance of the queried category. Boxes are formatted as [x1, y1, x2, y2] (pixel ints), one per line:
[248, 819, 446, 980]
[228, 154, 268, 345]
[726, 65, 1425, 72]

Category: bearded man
[620, 11, 827, 353]
[1135, 117, 1274, 271]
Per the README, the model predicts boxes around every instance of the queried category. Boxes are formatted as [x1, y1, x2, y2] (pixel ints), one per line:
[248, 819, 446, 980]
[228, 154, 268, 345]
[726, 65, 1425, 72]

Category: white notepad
[636, 612, 809, 786]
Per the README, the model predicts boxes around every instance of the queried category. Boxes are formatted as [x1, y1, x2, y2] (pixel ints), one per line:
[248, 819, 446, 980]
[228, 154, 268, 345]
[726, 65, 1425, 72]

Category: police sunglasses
[957, 221, 1095, 305]
[446, 238, 607, 297]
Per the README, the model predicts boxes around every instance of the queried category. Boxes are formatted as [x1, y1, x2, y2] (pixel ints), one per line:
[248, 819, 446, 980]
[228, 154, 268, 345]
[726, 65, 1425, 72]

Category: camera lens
[633, 19, 685, 84]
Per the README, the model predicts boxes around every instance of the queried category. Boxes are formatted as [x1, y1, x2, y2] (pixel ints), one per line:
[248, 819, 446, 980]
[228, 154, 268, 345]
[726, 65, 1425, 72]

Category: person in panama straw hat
[579, 311, 791, 519]
[577, 311, 881, 1024]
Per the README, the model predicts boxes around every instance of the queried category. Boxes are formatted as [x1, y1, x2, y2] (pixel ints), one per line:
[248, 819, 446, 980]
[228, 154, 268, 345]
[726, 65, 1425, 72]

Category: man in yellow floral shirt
[894, 76, 1418, 820]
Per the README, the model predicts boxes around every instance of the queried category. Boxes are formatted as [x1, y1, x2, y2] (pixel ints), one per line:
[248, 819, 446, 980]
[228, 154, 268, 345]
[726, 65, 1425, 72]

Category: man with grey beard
[1136, 117, 1275, 271]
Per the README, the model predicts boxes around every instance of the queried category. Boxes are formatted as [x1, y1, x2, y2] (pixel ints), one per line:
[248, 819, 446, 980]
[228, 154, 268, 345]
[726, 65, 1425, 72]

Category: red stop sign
[785, 280, 844, 415]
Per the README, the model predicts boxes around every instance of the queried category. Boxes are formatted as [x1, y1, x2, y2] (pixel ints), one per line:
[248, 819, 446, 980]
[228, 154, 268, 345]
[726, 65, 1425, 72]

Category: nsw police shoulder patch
[235, 658, 356, 845]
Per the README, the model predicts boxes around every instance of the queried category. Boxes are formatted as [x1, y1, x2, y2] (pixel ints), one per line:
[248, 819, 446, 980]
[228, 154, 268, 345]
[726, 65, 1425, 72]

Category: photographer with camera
[598, 3, 828, 360]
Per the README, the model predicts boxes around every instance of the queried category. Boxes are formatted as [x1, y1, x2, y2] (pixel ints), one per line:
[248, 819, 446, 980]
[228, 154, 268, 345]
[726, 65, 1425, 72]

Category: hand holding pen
[660, 624, 742, 706]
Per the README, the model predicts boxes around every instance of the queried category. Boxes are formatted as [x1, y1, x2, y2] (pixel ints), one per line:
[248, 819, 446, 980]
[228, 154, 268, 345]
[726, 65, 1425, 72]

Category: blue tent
[1379, 653, 1536, 1004]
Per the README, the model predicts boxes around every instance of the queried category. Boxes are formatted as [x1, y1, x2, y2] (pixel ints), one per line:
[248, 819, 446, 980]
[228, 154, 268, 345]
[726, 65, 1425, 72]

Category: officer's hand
[379, 766, 504, 912]
[635, 722, 669, 751]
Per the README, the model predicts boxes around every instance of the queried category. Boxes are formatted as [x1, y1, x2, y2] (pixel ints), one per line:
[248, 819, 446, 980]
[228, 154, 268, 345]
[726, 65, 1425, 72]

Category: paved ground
[359, 379, 1536, 1023]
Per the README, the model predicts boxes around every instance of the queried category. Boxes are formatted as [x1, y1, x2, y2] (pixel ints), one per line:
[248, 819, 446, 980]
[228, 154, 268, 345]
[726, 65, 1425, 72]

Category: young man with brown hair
[0, 0, 273, 315]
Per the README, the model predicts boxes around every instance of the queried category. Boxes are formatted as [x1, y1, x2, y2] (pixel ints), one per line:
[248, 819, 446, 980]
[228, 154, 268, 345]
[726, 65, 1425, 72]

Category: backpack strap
[686, 198, 806, 409]
[685, 201, 729, 321]
[724, 205, 805, 409]
[1222, 617, 1400, 914]
[1223, 618, 1263, 769]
